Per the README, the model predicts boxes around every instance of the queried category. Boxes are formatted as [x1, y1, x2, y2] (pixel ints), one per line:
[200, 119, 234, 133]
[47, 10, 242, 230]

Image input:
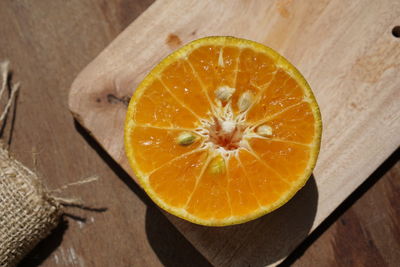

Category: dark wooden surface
[0, 1, 398, 266]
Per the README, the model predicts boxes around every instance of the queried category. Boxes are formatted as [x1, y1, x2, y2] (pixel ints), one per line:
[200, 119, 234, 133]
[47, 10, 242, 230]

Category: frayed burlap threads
[0, 60, 99, 267]
[0, 60, 61, 267]
[0, 61, 19, 123]
[0, 60, 60, 267]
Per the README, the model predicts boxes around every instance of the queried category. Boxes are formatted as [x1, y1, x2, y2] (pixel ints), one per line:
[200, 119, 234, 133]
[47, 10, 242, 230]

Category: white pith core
[189, 87, 271, 159]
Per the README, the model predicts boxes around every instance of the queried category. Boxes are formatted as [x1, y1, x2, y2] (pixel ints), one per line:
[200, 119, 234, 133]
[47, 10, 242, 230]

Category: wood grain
[289, 149, 400, 267]
[69, 0, 400, 266]
[0, 0, 398, 266]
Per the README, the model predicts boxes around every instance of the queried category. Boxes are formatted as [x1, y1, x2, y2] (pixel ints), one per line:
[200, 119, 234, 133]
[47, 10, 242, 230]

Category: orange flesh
[125, 37, 321, 226]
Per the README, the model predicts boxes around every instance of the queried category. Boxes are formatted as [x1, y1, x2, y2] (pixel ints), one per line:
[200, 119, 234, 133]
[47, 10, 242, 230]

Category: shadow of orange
[147, 176, 318, 267]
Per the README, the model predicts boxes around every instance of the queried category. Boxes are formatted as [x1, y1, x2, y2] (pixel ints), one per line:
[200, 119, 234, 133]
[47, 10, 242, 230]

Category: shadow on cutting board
[282, 147, 400, 266]
[163, 177, 318, 267]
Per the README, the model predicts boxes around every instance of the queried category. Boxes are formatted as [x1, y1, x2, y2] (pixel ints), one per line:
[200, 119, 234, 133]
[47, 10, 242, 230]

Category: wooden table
[0, 1, 398, 266]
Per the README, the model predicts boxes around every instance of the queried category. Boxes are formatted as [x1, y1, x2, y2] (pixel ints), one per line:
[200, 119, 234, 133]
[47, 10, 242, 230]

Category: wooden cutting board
[69, 0, 400, 266]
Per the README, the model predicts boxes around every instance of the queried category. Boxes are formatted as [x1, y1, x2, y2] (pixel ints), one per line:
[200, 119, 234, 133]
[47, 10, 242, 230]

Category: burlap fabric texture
[0, 147, 61, 267]
[0, 61, 61, 267]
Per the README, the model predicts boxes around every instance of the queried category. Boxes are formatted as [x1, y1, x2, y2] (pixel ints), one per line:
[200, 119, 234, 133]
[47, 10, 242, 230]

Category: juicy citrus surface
[125, 36, 322, 226]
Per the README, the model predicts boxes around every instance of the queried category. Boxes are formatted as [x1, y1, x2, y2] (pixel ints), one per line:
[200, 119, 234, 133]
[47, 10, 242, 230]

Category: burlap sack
[0, 147, 61, 267]
[0, 61, 62, 267]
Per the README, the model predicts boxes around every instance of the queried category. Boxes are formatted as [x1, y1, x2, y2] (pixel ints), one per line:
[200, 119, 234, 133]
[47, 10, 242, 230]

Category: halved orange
[125, 36, 322, 226]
